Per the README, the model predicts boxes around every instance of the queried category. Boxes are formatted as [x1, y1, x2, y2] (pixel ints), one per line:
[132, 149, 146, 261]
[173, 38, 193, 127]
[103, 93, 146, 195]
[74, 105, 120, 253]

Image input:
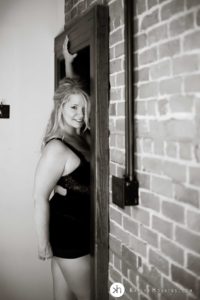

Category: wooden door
[54, 5, 109, 300]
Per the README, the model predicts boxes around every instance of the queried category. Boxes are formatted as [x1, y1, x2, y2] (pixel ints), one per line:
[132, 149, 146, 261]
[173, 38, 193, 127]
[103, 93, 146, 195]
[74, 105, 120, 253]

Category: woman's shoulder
[42, 138, 71, 158]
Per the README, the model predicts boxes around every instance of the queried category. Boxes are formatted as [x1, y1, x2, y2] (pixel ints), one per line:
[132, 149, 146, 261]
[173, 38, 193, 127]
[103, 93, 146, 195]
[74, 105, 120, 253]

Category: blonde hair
[42, 79, 90, 148]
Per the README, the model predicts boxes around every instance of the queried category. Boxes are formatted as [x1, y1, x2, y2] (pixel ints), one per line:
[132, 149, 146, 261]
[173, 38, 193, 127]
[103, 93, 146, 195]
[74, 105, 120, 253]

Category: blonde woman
[34, 37, 91, 300]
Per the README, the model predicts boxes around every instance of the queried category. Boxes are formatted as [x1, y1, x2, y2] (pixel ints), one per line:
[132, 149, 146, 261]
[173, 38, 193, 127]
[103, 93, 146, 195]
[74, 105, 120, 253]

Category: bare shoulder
[41, 139, 72, 163]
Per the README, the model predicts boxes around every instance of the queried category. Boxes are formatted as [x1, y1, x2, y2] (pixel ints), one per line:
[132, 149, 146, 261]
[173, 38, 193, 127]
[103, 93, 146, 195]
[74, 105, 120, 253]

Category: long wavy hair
[42, 79, 91, 158]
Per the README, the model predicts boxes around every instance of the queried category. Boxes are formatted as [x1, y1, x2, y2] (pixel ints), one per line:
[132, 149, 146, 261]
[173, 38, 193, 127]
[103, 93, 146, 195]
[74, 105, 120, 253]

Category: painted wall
[0, 0, 64, 299]
[65, 1, 200, 300]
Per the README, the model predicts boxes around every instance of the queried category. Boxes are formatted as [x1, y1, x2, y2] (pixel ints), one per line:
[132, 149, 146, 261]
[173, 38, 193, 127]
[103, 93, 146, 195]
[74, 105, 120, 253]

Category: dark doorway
[54, 5, 109, 300]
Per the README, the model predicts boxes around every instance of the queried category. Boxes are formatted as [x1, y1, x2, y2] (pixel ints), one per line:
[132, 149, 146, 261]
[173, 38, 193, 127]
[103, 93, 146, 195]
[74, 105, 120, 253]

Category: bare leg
[55, 255, 91, 300]
[51, 258, 76, 300]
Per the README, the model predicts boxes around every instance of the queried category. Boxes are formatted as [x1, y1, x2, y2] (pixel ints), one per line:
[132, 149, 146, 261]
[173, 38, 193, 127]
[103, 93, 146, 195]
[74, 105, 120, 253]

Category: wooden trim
[54, 5, 109, 300]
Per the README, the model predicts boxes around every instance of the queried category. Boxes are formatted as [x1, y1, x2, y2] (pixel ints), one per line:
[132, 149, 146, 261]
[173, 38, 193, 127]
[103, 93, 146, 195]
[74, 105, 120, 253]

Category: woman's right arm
[33, 141, 66, 260]
[63, 35, 77, 78]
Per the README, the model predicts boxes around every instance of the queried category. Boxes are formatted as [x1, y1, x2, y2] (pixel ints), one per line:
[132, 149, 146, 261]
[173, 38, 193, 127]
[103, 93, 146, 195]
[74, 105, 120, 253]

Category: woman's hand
[38, 242, 53, 261]
[54, 185, 67, 196]
[63, 35, 77, 63]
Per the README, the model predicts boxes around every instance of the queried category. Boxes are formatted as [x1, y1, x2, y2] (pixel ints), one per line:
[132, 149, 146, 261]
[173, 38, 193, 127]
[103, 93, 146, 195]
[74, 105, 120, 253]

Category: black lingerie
[49, 138, 90, 258]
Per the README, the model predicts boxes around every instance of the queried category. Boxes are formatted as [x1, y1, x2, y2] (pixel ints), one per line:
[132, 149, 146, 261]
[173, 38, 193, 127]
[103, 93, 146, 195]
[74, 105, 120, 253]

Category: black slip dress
[49, 139, 90, 258]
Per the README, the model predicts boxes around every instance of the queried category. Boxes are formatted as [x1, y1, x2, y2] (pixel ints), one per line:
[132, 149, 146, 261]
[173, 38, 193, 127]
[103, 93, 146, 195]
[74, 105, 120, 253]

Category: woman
[33, 36, 91, 300]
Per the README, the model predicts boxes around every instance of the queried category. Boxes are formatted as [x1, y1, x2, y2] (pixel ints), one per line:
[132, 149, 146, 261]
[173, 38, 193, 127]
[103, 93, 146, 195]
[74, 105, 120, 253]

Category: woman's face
[62, 94, 85, 131]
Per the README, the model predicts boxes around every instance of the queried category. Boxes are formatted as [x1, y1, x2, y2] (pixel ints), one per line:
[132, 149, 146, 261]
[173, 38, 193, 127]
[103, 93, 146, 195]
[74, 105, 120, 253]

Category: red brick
[185, 74, 200, 93]
[109, 0, 123, 22]
[123, 216, 139, 236]
[179, 142, 192, 160]
[136, 33, 147, 50]
[113, 253, 121, 271]
[136, 0, 147, 15]
[197, 9, 200, 26]
[116, 102, 125, 116]
[153, 138, 164, 155]
[151, 176, 173, 198]
[132, 206, 150, 226]
[139, 47, 158, 66]
[173, 54, 198, 75]
[149, 120, 165, 139]
[163, 161, 186, 183]
[171, 264, 197, 292]
[110, 87, 122, 101]
[142, 263, 162, 289]
[116, 134, 125, 149]
[149, 248, 169, 275]
[110, 205, 122, 225]
[140, 190, 160, 212]
[140, 226, 158, 248]
[148, 24, 168, 45]
[184, 30, 200, 51]
[110, 58, 123, 74]
[170, 13, 194, 37]
[162, 200, 185, 223]
[189, 167, 200, 186]
[175, 225, 200, 254]
[150, 60, 171, 80]
[109, 265, 122, 282]
[110, 28, 123, 46]
[169, 95, 194, 113]
[161, 0, 184, 21]
[110, 221, 129, 245]
[142, 157, 163, 175]
[186, 0, 200, 8]
[116, 72, 124, 86]
[148, 0, 159, 9]
[109, 162, 116, 176]
[147, 100, 156, 116]
[158, 99, 168, 115]
[162, 277, 187, 300]
[174, 184, 199, 208]
[187, 252, 200, 276]
[187, 210, 200, 232]
[116, 118, 125, 132]
[109, 103, 116, 116]
[166, 141, 177, 158]
[141, 9, 159, 30]
[135, 119, 149, 138]
[164, 119, 196, 142]
[160, 237, 184, 265]
[152, 215, 173, 238]
[138, 67, 149, 82]
[122, 244, 138, 269]
[142, 138, 153, 153]
[159, 77, 182, 95]
[139, 82, 158, 99]
[136, 101, 146, 116]
[130, 235, 147, 258]
[137, 172, 151, 189]
[110, 149, 125, 165]
[109, 234, 122, 255]
[123, 278, 136, 299]
[115, 42, 124, 58]
[159, 39, 181, 59]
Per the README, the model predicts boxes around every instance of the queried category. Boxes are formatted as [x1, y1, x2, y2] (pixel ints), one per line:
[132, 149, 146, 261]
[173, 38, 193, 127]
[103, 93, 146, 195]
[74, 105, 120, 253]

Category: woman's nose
[77, 109, 84, 119]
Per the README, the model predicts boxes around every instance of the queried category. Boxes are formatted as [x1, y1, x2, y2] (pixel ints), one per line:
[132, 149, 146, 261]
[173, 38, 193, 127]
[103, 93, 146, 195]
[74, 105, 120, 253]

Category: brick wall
[65, 1, 200, 299]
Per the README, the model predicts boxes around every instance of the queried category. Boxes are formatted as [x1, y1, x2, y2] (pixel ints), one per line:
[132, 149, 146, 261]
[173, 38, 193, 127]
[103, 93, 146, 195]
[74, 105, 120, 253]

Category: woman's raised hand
[63, 35, 77, 63]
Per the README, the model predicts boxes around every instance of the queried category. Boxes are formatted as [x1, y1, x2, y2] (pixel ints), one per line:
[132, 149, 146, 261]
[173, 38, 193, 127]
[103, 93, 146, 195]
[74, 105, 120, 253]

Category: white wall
[0, 0, 64, 299]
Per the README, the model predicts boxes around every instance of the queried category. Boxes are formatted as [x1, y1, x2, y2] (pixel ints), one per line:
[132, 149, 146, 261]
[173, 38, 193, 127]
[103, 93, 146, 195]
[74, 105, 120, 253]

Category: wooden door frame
[54, 5, 109, 300]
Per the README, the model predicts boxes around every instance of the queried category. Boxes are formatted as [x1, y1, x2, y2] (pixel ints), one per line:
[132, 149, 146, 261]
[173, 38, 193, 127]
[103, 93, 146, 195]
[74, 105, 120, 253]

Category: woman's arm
[63, 35, 77, 78]
[33, 141, 67, 260]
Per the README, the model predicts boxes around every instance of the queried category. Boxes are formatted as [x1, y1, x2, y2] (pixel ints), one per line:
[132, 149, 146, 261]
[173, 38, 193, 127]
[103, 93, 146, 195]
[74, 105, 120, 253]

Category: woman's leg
[51, 258, 76, 300]
[55, 255, 91, 300]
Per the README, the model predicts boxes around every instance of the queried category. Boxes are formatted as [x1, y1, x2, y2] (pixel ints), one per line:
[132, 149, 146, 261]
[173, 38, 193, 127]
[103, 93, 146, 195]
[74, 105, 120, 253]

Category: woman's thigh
[55, 255, 91, 300]
[51, 258, 76, 300]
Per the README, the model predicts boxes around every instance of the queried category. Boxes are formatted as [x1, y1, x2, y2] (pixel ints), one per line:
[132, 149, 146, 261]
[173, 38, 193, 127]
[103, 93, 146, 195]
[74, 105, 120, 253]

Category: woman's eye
[71, 106, 77, 110]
